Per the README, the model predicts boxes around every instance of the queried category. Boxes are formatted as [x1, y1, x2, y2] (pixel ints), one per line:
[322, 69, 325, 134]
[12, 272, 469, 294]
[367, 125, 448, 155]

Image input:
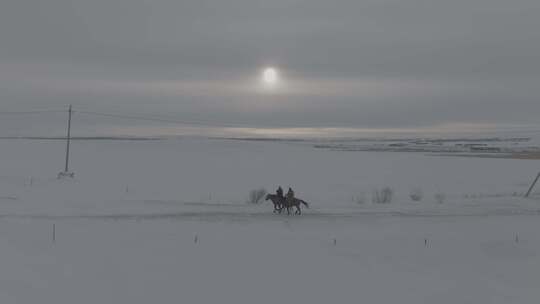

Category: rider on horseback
[276, 186, 284, 198]
[266, 186, 308, 215]
[286, 187, 295, 202]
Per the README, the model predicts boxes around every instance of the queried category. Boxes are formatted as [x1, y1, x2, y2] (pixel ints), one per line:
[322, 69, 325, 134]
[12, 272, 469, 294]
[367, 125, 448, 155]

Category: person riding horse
[265, 186, 309, 215]
[283, 187, 308, 215]
[265, 186, 285, 213]
[276, 186, 284, 198]
[286, 187, 294, 202]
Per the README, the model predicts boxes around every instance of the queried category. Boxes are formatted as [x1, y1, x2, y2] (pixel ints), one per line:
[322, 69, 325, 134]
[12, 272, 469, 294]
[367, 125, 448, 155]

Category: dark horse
[265, 193, 285, 213]
[265, 194, 309, 215]
[282, 197, 309, 215]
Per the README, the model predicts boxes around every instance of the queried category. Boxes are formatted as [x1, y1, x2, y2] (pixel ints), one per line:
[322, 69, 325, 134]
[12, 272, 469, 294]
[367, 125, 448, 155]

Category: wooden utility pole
[65, 104, 72, 173]
[525, 172, 540, 198]
[58, 105, 74, 178]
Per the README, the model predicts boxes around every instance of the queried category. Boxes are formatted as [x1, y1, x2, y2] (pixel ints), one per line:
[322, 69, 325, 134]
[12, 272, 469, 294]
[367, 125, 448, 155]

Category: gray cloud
[1, 0, 539, 135]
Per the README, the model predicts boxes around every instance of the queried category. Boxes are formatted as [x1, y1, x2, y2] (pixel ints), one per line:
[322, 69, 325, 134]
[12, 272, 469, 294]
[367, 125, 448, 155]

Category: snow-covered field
[1, 137, 539, 303]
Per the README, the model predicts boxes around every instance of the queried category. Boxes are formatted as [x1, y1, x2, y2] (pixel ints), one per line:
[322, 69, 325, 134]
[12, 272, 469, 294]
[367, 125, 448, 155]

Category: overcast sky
[1, 0, 539, 136]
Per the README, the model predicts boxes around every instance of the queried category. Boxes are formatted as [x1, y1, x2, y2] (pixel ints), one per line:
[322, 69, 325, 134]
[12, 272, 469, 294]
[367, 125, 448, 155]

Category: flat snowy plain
[1, 137, 539, 303]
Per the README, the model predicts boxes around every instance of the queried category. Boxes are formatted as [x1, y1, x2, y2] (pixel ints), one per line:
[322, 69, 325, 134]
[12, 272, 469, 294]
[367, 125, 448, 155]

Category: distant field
[0, 137, 539, 215]
[1, 137, 540, 304]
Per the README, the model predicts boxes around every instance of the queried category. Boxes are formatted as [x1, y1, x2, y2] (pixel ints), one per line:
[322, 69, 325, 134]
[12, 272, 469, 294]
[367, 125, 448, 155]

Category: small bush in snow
[435, 192, 446, 204]
[372, 187, 393, 204]
[247, 188, 267, 204]
[409, 188, 423, 202]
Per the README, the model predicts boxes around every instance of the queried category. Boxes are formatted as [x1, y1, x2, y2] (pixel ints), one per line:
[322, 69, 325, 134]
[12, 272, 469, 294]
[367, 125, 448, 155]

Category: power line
[1, 107, 312, 129]
[4, 106, 540, 134]
[76, 110, 222, 127]
[1, 107, 263, 128]
[73, 109, 540, 133]
[0, 110, 65, 115]
[75, 110, 274, 128]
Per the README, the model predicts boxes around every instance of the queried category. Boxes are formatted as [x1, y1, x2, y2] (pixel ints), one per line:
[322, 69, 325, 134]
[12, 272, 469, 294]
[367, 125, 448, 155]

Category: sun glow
[261, 67, 279, 86]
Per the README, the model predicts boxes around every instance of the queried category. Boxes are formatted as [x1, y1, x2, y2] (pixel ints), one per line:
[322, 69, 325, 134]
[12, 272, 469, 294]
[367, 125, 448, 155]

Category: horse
[265, 193, 286, 213]
[281, 197, 309, 215]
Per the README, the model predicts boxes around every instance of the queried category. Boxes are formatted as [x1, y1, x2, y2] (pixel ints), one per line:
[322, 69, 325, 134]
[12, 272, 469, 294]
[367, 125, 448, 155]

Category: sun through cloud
[261, 67, 280, 88]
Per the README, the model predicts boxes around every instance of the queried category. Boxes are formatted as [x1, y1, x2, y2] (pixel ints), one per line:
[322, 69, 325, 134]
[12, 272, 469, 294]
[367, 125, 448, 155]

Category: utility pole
[525, 172, 540, 198]
[58, 105, 74, 178]
[65, 104, 72, 172]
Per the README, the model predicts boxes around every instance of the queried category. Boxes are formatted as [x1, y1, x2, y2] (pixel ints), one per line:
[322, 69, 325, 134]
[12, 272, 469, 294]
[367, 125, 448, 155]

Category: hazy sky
[1, 0, 539, 136]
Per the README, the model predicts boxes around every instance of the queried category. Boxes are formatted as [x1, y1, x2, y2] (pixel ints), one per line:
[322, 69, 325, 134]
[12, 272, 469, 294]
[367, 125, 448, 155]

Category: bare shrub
[247, 188, 267, 204]
[435, 192, 446, 204]
[409, 188, 423, 202]
[372, 187, 393, 204]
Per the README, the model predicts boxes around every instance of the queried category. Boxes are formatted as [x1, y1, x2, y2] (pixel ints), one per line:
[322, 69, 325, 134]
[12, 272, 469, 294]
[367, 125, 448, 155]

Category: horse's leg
[277, 200, 284, 213]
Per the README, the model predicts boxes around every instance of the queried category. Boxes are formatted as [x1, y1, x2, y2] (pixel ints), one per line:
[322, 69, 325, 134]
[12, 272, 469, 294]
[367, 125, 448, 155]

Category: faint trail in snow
[0, 209, 539, 222]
